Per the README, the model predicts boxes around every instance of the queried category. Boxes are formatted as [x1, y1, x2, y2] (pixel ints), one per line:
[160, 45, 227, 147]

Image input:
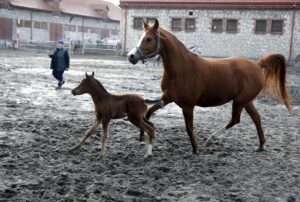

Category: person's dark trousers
[52, 70, 64, 87]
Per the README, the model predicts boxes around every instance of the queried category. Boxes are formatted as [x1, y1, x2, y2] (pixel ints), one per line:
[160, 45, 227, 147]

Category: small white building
[0, 0, 121, 45]
[119, 0, 300, 64]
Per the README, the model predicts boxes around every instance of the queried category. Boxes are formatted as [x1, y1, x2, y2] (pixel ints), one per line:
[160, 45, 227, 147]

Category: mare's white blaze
[137, 32, 146, 47]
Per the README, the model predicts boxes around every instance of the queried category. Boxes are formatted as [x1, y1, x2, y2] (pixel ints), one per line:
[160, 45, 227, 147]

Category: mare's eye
[146, 37, 152, 42]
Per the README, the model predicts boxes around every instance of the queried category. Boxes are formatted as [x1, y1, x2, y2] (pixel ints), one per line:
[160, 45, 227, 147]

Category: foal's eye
[146, 37, 152, 42]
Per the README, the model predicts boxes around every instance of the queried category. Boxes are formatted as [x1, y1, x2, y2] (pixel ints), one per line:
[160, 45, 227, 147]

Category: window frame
[185, 18, 196, 32]
[171, 18, 182, 31]
[133, 17, 143, 30]
[211, 19, 223, 33]
[271, 20, 284, 34]
[255, 19, 267, 34]
[226, 19, 238, 33]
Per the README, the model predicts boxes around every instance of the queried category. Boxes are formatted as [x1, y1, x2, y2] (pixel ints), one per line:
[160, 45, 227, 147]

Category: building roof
[4, 0, 121, 21]
[120, 0, 300, 9]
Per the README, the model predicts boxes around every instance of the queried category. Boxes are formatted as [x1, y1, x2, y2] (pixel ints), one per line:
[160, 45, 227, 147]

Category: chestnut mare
[71, 72, 155, 157]
[128, 19, 292, 154]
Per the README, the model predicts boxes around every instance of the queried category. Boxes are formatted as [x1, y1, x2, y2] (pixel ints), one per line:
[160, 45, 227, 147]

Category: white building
[119, 0, 300, 64]
[0, 0, 121, 44]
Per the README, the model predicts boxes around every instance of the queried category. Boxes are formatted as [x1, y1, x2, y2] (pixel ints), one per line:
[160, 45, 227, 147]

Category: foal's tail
[258, 54, 292, 111]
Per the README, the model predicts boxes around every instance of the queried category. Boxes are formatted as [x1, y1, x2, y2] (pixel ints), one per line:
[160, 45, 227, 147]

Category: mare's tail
[258, 54, 292, 111]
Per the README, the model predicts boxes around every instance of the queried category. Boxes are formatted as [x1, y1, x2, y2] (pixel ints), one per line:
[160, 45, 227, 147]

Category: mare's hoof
[144, 153, 152, 159]
[69, 146, 78, 152]
[140, 141, 146, 145]
[255, 146, 265, 152]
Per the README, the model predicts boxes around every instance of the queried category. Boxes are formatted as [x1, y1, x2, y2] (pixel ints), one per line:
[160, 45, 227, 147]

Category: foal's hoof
[192, 150, 199, 155]
[144, 153, 152, 159]
[140, 141, 146, 146]
[255, 146, 265, 152]
[69, 146, 78, 152]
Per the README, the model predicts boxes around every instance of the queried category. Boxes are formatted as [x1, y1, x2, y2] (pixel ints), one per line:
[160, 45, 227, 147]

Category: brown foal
[71, 72, 155, 157]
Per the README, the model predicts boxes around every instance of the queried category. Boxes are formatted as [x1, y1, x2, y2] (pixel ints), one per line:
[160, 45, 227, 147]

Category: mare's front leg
[139, 97, 171, 142]
[182, 107, 198, 155]
[70, 118, 101, 151]
[100, 116, 110, 157]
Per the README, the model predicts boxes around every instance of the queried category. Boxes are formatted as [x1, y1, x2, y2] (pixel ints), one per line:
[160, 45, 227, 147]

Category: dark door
[100, 28, 110, 39]
[0, 17, 13, 40]
[50, 23, 62, 41]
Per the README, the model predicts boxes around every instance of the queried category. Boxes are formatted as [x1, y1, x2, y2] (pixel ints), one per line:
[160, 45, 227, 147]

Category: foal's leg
[245, 102, 265, 152]
[182, 107, 198, 155]
[139, 97, 171, 142]
[70, 118, 101, 151]
[130, 116, 155, 157]
[100, 117, 110, 157]
[205, 102, 244, 146]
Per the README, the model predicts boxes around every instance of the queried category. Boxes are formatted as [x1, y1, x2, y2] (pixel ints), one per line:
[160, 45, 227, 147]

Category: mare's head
[128, 19, 161, 64]
[71, 72, 96, 96]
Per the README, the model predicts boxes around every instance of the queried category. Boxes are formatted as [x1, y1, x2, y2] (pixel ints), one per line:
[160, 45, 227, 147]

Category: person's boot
[55, 81, 62, 89]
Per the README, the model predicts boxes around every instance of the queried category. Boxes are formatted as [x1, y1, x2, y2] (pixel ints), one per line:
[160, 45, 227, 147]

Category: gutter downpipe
[123, 5, 128, 56]
[288, 2, 296, 64]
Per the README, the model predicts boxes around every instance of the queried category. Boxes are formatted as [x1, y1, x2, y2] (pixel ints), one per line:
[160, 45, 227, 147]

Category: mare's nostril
[129, 54, 134, 59]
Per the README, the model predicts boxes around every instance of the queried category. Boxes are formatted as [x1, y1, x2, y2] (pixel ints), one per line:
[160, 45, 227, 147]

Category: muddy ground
[0, 49, 299, 202]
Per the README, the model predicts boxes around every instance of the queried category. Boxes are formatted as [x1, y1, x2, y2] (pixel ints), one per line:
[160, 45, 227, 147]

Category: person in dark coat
[48, 40, 70, 89]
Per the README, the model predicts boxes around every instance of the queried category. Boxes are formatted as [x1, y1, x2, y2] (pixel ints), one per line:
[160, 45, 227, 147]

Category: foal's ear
[85, 72, 88, 78]
[142, 19, 148, 30]
[152, 19, 159, 31]
[91, 71, 94, 77]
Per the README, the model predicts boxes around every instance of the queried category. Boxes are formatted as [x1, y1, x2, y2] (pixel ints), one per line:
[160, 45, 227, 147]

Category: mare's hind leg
[70, 118, 101, 151]
[205, 101, 244, 146]
[245, 102, 265, 152]
[139, 97, 171, 142]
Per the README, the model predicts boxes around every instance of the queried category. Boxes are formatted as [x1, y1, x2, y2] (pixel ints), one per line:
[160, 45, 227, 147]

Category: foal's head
[71, 72, 96, 95]
[128, 19, 160, 64]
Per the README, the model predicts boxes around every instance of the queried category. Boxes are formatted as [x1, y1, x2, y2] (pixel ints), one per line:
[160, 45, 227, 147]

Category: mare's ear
[142, 19, 148, 30]
[91, 71, 94, 77]
[153, 19, 159, 31]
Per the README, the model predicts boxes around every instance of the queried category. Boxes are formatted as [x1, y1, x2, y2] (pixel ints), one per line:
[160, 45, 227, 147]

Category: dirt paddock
[0, 49, 299, 201]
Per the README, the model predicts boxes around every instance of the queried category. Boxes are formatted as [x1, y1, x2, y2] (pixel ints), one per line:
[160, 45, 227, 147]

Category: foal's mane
[90, 76, 109, 94]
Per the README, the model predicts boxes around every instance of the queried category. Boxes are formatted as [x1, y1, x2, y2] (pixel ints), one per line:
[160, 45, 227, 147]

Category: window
[226, 19, 238, 33]
[255, 20, 267, 33]
[78, 26, 89, 33]
[147, 18, 156, 25]
[172, 18, 182, 30]
[212, 19, 223, 32]
[64, 24, 76, 32]
[111, 29, 119, 35]
[185, 19, 195, 31]
[90, 28, 99, 33]
[34, 21, 47, 29]
[133, 17, 143, 29]
[271, 20, 283, 33]
[18, 20, 31, 28]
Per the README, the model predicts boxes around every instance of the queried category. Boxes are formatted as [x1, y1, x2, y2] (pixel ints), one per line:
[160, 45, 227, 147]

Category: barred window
[64, 24, 76, 32]
[34, 21, 47, 29]
[255, 20, 267, 33]
[133, 17, 143, 29]
[185, 19, 195, 31]
[78, 26, 89, 33]
[90, 28, 99, 33]
[18, 20, 31, 28]
[212, 19, 223, 32]
[271, 20, 283, 33]
[147, 17, 156, 25]
[111, 29, 119, 35]
[171, 18, 182, 30]
[226, 19, 238, 33]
